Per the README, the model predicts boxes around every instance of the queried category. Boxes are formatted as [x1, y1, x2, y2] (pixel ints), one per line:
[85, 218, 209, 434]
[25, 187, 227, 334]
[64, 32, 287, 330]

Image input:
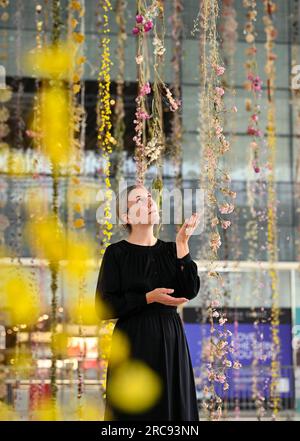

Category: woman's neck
[127, 228, 157, 246]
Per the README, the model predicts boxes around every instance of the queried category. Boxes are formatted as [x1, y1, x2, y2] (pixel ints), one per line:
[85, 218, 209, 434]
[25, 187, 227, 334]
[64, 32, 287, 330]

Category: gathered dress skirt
[104, 307, 199, 421]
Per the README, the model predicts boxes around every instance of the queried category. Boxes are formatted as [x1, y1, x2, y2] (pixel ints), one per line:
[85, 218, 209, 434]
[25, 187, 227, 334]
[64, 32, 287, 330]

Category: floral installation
[0, 0, 11, 156]
[133, 0, 181, 184]
[199, 1, 241, 420]
[113, 0, 126, 197]
[243, 0, 270, 420]
[219, 0, 238, 58]
[95, 0, 118, 414]
[291, 0, 300, 263]
[96, 0, 114, 251]
[196, 0, 240, 421]
[68, 0, 88, 416]
[219, 0, 238, 148]
[263, 0, 281, 420]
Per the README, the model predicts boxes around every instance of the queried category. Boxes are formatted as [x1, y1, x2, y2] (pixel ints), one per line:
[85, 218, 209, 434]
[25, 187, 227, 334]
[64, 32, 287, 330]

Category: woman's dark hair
[116, 184, 142, 234]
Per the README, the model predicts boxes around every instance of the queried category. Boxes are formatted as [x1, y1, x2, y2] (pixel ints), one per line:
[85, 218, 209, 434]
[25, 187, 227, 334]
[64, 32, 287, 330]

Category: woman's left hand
[176, 212, 201, 245]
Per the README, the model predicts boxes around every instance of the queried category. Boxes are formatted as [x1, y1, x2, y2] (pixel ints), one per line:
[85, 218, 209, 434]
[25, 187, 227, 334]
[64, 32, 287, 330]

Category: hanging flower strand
[133, 1, 181, 184]
[263, 0, 281, 420]
[244, 0, 264, 175]
[96, 0, 114, 253]
[197, 0, 240, 421]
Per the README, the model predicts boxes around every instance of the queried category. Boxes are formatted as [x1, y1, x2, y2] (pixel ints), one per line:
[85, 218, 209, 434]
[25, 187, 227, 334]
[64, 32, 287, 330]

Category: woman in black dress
[95, 184, 201, 421]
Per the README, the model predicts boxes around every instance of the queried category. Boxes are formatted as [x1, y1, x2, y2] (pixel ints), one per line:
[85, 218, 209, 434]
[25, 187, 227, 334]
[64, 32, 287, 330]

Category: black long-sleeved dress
[95, 238, 200, 421]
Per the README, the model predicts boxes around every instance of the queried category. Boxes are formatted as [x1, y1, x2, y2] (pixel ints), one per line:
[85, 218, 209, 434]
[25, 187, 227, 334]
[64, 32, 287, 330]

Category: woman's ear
[120, 213, 128, 225]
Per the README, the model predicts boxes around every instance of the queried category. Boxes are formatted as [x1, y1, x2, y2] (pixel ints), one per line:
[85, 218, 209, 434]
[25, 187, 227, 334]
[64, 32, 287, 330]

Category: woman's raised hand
[146, 288, 189, 306]
[176, 212, 201, 245]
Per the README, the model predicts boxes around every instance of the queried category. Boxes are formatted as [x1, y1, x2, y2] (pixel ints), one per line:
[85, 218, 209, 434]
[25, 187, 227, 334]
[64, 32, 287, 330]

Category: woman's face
[126, 185, 159, 226]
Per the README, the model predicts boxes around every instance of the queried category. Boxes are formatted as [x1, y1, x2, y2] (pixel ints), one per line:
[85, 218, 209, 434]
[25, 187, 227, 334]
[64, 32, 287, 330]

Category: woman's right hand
[146, 288, 189, 306]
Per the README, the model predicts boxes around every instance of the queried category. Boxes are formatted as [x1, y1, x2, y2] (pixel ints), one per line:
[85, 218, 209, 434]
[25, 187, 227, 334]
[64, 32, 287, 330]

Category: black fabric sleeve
[172, 242, 200, 300]
[95, 244, 148, 320]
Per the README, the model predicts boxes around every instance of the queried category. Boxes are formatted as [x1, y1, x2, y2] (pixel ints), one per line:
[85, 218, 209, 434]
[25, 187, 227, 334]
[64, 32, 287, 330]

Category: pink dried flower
[216, 373, 226, 383]
[219, 202, 234, 214]
[232, 105, 238, 112]
[144, 20, 153, 32]
[210, 232, 222, 253]
[139, 82, 151, 96]
[221, 220, 231, 229]
[217, 66, 225, 75]
[137, 110, 150, 120]
[132, 27, 140, 35]
[215, 125, 223, 137]
[136, 14, 144, 24]
[215, 86, 225, 96]
[247, 126, 263, 137]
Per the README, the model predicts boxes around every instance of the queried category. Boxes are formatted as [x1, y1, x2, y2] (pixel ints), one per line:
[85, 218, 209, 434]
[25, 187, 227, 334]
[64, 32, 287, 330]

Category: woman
[95, 183, 201, 421]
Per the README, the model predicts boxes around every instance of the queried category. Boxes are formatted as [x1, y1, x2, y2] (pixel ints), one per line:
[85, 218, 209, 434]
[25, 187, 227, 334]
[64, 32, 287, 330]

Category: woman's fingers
[185, 213, 200, 235]
[165, 295, 189, 305]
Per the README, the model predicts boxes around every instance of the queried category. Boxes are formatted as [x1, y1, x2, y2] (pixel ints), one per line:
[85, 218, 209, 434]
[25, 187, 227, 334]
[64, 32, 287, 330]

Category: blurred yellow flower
[107, 328, 131, 367]
[24, 42, 76, 80]
[3, 274, 40, 326]
[108, 359, 162, 414]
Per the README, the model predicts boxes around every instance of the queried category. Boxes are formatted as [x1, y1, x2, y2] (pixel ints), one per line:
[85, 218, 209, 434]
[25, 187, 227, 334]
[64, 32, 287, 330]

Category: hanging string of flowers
[219, 0, 238, 138]
[169, 0, 183, 235]
[47, 0, 64, 415]
[112, 0, 126, 192]
[291, 0, 300, 262]
[262, 0, 281, 419]
[0, 0, 11, 158]
[13, 0, 25, 152]
[96, 0, 114, 253]
[196, 0, 240, 420]
[150, 0, 166, 237]
[133, 0, 181, 185]
[67, 0, 87, 419]
[218, 2, 239, 415]
[242, 0, 270, 419]
[243, 0, 264, 181]
[95, 0, 115, 412]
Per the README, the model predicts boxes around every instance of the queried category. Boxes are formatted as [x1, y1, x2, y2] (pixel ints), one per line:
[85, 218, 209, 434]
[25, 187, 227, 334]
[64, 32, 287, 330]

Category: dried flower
[136, 14, 144, 24]
[215, 86, 225, 96]
[221, 220, 231, 229]
[144, 20, 153, 32]
[219, 202, 234, 214]
[219, 317, 228, 326]
[139, 82, 151, 96]
[210, 232, 222, 253]
[135, 55, 143, 64]
[223, 383, 229, 391]
[248, 73, 263, 92]
[213, 64, 226, 76]
[132, 27, 140, 35]
[233, 361, 242, 369]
